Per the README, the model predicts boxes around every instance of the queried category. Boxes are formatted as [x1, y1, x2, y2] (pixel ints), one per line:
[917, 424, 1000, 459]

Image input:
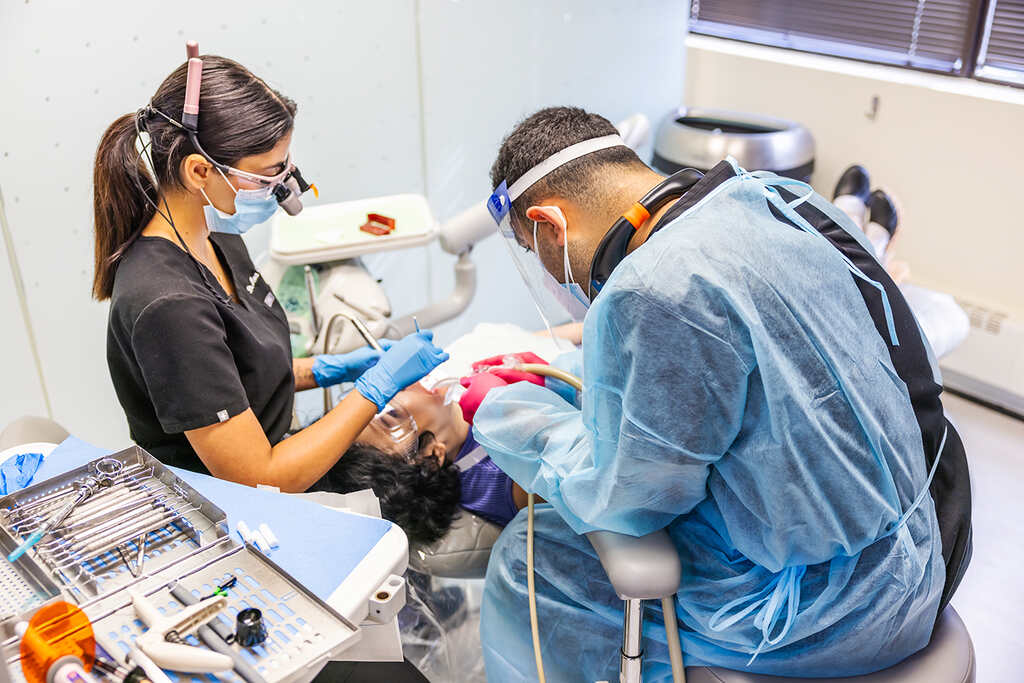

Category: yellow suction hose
[512, 363, 685, 683]
[516, 364, 582, 683]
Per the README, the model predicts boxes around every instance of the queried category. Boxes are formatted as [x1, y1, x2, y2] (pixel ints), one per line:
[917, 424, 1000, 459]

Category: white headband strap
[506, 134, 626, 202]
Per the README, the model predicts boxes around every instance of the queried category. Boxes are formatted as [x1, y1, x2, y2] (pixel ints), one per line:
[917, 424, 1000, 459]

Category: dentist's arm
[186, 332, 447, 492]
[293, 341, 395, 392]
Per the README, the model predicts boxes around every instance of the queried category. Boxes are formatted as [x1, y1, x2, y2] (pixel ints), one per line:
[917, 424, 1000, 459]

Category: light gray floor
[944, 393, 1024, 683]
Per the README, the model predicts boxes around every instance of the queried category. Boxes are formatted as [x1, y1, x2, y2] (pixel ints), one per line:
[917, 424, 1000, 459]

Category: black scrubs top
[106, 233, 294, 474]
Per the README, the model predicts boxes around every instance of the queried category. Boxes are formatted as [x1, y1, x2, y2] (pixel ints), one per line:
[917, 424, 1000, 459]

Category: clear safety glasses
[219, 155, 294, 191]
[363, 399, 419, 458]
[143, 102, 315, 215]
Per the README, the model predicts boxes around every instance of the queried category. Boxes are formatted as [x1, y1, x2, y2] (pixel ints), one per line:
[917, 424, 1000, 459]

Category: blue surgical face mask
[200, 168, 279, 235]
[561, 281, 591, 310]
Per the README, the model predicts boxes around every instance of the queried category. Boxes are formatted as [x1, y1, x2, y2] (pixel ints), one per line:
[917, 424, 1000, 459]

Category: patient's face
[356, 383, 469, 464]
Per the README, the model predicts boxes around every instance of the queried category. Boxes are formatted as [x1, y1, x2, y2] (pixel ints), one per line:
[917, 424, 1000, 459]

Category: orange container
[19, 602, 95, 683]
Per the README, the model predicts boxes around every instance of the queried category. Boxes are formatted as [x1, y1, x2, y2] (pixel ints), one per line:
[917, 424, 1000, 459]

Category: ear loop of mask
[131, 109, 232, 306]
[532, 209, 578, 288]
[198, 166, 237, 218]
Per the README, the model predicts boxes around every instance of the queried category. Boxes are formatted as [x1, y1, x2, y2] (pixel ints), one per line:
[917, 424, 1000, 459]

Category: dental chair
[588, 529, 977, 683]
[261, 193, 493, 419]
[408, 510, 502, 578]
[0, 415, 69, 451]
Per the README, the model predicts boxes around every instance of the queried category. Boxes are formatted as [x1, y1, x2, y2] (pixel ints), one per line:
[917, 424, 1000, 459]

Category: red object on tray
[360, 213, 396, 236]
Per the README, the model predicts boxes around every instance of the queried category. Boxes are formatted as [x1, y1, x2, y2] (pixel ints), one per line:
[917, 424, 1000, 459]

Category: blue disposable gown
[474, 171, 944, 681]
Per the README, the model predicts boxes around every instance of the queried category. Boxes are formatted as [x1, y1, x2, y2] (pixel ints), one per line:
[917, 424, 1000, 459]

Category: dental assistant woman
[92, 54, 447, 492]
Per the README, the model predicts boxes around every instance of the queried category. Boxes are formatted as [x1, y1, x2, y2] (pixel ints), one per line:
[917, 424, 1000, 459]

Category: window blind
[975, 0, 1024, 84]
[691, 0, 978, 74]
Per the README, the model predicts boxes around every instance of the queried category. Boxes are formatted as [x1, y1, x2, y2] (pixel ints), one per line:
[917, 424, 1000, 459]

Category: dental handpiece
[326, 306, 384, 351]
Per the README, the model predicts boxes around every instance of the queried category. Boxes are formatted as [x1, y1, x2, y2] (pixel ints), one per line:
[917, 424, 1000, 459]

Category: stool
[588, 530, 976, 683]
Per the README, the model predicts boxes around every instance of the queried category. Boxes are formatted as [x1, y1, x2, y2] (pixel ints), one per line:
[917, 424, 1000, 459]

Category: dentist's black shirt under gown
[106, 233, 294, 474]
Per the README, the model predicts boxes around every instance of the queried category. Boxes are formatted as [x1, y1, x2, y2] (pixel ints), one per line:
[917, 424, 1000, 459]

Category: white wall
[0, 0, 688, 448]
[0, 189, 49, 423]
[418, 0, 685, 341]
[684, 35, 1024, 320]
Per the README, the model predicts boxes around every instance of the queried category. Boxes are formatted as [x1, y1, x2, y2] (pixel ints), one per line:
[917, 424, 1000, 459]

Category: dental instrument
[37, 487, 162, 534]
[322, 305, 385, 352]
[130, 590, 233, 674]
[3, 463, 144, 525]
[35, 494, 169, 546]
[8, 460, 123, 561]
[2, 448, 363, 683]
[167, 583, 266, 683]
[91, 657, 135, 683]
[316, 307, 389, 410]
[135, 533, 147, 574]
[304, 265, 321, 339]
[46, 506, 197, 564]
[115, 546, 138, 578]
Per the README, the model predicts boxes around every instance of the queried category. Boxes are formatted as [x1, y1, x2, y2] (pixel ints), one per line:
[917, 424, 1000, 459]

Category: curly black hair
[324, 441, 462, 547]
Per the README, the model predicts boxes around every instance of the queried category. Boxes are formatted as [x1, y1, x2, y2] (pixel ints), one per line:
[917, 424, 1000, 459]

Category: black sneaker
[867, 190, 898, 236]
[833, 165, 871, 202]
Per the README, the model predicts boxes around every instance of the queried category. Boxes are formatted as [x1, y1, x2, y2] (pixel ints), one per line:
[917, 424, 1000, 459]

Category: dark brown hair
[92, 55, 297, 300]
[490, 106, 645, 235]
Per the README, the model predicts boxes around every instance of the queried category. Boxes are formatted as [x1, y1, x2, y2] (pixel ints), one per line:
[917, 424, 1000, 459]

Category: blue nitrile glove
[0, 451, 44, 495]
[354, 331, 450, 410]
[311, 340, 395, 387]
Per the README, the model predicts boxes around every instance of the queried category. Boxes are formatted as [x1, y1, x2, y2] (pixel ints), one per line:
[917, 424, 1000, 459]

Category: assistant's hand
[311, 340, 395, 387]
[354, 331, 449, 410]
[472, 351, 549, 386]
[458, 372, 509, 424]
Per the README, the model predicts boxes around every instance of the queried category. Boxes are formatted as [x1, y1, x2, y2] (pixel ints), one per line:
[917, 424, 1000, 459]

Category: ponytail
[91, 56, 296, 301]
[92, 113, 155, 300]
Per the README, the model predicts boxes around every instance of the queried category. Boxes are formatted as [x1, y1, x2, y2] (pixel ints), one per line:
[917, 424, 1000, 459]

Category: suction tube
[510, 363, 685, 683]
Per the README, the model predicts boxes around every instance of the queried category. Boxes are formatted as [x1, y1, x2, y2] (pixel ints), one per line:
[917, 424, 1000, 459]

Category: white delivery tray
[270, 193, 438, 265]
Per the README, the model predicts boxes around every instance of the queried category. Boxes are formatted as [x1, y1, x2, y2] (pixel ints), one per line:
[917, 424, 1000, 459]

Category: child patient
[321, 354, 554, 546]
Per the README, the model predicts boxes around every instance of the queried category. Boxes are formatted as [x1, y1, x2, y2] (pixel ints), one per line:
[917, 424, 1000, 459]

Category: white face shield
[487, 134, 627, 328]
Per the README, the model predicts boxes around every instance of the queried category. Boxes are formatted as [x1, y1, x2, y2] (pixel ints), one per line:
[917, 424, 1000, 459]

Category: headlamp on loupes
[144, 42, 317, 216]
[188, 136, 317, 216]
